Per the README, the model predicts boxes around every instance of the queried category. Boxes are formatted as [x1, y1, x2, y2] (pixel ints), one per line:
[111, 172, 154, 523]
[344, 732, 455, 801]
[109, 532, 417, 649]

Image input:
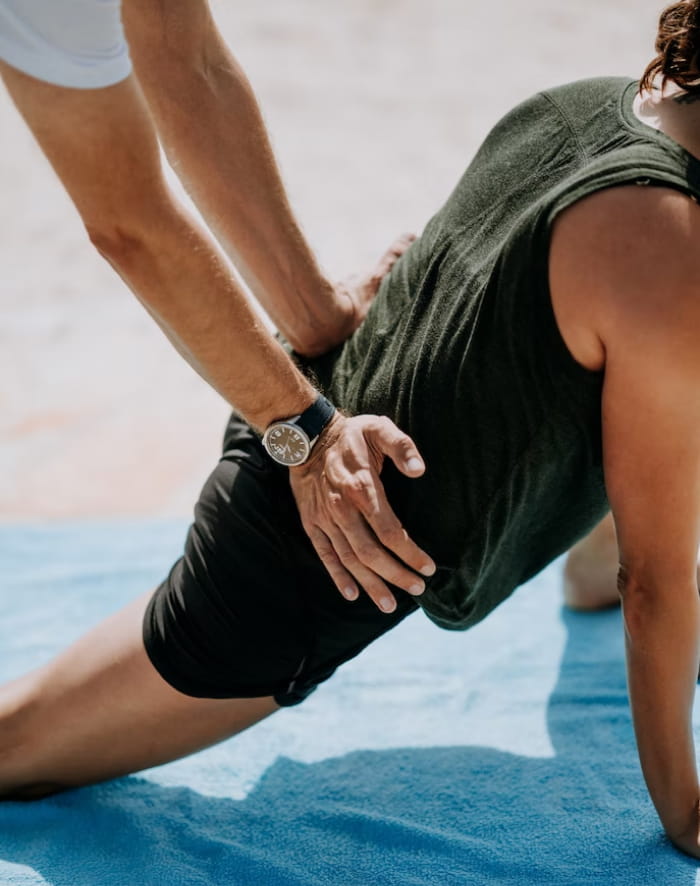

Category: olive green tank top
[309, 77, 700, 631]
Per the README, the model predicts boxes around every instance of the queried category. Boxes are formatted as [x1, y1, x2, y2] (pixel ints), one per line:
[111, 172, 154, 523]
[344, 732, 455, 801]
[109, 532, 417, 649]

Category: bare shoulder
[549, 185, 700, 371]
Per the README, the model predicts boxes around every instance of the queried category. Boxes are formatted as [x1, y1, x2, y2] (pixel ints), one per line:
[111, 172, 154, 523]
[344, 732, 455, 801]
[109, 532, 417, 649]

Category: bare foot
[563, 513, 621, 611]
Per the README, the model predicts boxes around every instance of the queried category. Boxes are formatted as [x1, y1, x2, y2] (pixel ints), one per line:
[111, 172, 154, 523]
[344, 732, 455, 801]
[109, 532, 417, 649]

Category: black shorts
[143, 413, 418, 706]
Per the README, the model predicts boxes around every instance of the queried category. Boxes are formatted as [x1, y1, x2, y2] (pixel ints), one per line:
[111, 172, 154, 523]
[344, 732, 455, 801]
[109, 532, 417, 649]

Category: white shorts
[0, 0, 131, 89]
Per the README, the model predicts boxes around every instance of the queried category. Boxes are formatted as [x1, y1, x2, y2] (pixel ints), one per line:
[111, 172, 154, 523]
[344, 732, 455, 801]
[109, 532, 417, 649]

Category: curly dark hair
[641, 0, 700, 93]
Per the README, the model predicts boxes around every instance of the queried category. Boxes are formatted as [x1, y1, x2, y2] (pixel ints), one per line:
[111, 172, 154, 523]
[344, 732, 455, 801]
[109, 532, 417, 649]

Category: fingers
[321, 477, 435, 615]
[305, 526, 360, 603]
[289, 412, 435, 613]
[305, 522, 404, 614]
[300, 490, 432, 614]
[366, 415, 426, 478]
[330, 509, 428, 608]
[377, 232, 417, 265]
[350, 479, 435, 579]
[323, 523, 403, 614]
[337, 232, 418, 340]
[369, 232, 417, 290]
[321, 428, 434, 580]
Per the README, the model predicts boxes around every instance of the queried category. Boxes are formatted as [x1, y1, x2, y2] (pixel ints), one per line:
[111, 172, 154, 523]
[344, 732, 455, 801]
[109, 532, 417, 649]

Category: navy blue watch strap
[295, 394, 336, 440]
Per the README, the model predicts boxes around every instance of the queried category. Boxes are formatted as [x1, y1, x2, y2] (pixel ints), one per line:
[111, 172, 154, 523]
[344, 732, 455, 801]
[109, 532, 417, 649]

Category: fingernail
[380, 597, 396, 613]
[420, 563, 436, 577]
[409, 582, 425, 595]
[343, 587, 359, 601]
[406, 458, 424, 473]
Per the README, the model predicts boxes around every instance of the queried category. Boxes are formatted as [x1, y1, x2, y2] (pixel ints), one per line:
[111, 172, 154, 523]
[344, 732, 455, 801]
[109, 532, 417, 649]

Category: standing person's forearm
[123, 2, 353, 357]
[622, 577, 700, 851]
[98, 200, 316, 430]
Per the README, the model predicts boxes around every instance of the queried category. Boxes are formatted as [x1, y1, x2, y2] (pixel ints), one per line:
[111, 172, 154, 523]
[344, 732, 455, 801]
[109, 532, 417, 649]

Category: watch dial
[264, 424, 311, 466]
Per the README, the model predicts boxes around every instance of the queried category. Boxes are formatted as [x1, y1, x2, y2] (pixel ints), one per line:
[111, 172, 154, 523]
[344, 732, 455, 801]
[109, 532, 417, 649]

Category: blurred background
[0, 0, 663, 522]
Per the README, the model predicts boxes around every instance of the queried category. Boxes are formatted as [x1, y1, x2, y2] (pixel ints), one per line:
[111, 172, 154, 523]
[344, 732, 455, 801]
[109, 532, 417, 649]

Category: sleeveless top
[308, 77, 700, 631]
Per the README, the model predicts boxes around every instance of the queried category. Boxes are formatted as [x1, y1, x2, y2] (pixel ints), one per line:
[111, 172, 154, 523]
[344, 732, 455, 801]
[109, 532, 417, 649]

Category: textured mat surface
[0, 522, 698, 885]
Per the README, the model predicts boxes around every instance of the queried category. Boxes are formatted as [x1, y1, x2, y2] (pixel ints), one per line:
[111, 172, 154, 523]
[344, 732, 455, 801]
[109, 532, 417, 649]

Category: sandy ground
[0, 0, 663, 521]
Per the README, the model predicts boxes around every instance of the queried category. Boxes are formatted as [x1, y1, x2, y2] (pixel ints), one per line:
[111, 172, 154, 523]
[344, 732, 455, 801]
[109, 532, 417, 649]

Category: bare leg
[563, 513, 620, 611]
[0, 592, 278, 799]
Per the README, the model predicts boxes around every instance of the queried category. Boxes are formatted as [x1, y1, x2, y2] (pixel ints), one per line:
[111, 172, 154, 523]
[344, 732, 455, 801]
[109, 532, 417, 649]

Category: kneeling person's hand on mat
[289, 413, 436, 612]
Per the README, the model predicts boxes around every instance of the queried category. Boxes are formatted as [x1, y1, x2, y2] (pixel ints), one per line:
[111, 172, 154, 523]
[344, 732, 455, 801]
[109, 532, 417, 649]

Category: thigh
[144, 413, 419, 708]
[2, 590, 278, 797]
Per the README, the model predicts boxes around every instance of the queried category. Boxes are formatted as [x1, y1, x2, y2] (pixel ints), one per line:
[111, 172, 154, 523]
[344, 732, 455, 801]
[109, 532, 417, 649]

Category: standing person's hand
[298, 233, 416, 358]
[289, 412, 435, 612]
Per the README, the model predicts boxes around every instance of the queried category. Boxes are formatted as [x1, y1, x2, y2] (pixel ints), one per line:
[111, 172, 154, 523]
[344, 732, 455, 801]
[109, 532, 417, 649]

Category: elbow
[617, 566, 650, 639]
[86, 222, 149, 271]
[618, 564, 699, 637]
[84, 195, 178, 276]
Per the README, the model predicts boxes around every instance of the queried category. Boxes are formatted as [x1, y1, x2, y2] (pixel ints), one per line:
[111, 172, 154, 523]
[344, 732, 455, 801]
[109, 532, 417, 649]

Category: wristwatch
[262, 393, 336, 467]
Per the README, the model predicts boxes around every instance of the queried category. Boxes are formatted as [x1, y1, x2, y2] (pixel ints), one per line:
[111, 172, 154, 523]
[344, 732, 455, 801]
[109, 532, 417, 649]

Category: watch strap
[294, 393, 336, 441]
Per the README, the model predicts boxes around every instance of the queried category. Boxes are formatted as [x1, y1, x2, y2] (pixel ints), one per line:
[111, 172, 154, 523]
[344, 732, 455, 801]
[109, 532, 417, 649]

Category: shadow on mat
[0, 607, 696, 886]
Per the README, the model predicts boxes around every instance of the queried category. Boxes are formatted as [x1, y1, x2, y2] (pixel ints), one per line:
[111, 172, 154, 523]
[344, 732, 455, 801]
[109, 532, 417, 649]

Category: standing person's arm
[0, 64, 435, 609]
[551, 185, 700, 855]
[122, 0, 379, 358]
[119, 2, 436, 610]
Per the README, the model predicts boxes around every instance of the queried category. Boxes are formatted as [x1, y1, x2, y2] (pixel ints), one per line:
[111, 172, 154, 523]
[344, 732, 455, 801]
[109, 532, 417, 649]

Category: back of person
[310, 75, 700, 630]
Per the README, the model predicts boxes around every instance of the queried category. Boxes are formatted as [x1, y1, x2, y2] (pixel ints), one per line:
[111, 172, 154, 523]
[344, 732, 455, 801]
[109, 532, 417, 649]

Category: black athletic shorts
[143, 413, 418, 706]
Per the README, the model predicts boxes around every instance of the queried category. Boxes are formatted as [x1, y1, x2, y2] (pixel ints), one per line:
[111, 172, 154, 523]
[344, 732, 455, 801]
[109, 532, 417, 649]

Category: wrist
[663, 796, 700, 849]
[285, 281, 357, 358]
[262, 393, 337, 467]
[289, 411, 344, 472]
[669, 827, 700, 859]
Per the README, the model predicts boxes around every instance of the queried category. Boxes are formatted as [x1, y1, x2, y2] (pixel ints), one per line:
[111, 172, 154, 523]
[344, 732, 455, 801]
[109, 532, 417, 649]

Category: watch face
[263, 422, 311, 466]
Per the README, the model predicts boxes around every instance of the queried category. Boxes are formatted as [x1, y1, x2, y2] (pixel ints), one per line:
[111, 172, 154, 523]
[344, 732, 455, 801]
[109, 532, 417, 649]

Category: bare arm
[0, 66, 313, 430]
[118, 1, 437, 600]
[122, 0, 361, 357]
[1, 59, 434, 603]
[606, 339, 700, 849]
[552, 185, 700, 852]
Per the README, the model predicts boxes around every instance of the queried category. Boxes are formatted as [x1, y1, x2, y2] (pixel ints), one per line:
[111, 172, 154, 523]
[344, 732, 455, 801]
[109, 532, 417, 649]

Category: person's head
[641, 0, 700, 94]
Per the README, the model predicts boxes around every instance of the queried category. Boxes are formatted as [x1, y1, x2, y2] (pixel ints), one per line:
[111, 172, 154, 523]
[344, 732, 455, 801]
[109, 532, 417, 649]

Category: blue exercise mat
[0, 522, 697, 885]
